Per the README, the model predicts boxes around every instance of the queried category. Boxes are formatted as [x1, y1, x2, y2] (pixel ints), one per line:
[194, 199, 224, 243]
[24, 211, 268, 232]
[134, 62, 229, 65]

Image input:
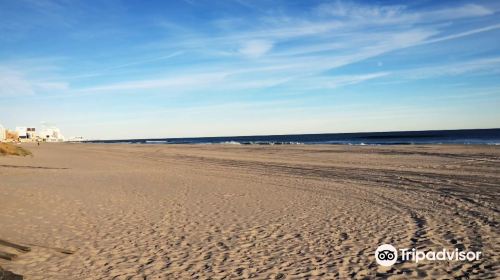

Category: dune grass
[0, 142, 32, 156]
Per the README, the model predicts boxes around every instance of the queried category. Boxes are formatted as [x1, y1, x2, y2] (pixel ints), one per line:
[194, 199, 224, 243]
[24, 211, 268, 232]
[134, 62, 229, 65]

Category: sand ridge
[0, 143, 499, 279]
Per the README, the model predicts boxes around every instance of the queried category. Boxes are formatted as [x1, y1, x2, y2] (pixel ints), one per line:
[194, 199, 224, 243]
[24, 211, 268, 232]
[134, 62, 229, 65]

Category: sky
[0, 0, 499, 139]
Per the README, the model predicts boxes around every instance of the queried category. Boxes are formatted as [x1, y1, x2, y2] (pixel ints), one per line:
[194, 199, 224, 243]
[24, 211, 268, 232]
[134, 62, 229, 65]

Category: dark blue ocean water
[88, 128, 500, 145]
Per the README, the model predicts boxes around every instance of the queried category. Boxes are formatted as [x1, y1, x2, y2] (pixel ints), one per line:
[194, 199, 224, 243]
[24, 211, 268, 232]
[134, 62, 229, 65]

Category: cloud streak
[239, 40, 273, 58]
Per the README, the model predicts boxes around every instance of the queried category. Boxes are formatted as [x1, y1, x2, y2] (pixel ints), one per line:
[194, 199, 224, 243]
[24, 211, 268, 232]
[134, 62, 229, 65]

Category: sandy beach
[0, 143, 499, 279]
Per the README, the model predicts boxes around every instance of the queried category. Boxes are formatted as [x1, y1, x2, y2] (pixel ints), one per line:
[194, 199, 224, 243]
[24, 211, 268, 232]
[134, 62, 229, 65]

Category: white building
[40, 126, 65, 142]
[15, 127, 27, 139]
[0, 123, 5, 141]
[15, 126, 37, 141]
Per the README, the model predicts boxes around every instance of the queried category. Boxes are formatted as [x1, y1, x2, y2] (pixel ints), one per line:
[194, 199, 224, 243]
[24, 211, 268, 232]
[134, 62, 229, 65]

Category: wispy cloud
[423, 24, 500, 45]
[423, 4, 494, 20]
[0, 68, 68, 96]
[395, 57, 500, 80]
[4, 1, 497, 98]
[62, 51, 185, 81]
[239, 40, 273, 58]
[285, 72, 390, 91]
[79, 72, 229, 93]
[315, 1, 494, 24]
[55, 22, 497, 97]
[315, 1, 406, 20]
[0, 69, 34, 96]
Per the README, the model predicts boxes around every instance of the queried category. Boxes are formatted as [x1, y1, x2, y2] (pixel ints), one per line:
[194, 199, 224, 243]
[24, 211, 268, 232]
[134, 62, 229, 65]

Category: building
[1, 123, 66, 143]
[40, 126, 65, 142]
[0, 123, 5, 142]
[27, 127, 36, 139]
[5, 130, 19, 142]
[15, 127, 27, 139]
[15, 127, 37, 142]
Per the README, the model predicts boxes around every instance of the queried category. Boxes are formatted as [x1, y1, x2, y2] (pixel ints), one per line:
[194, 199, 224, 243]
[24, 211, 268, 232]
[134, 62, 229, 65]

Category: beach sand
[0, 143, 498, 279]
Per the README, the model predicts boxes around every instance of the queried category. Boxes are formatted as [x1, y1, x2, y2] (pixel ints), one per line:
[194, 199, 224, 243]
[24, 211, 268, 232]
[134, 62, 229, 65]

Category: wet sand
[0, 143, 499, 279]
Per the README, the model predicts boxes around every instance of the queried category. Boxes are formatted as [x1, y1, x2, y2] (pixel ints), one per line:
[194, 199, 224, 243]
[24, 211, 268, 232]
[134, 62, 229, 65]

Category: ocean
[87, 128, 500, 145]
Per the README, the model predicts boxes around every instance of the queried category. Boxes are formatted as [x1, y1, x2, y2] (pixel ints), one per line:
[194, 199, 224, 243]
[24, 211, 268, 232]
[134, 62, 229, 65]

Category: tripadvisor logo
[375, 244, 398, 266]
[375, 244, 482, 266]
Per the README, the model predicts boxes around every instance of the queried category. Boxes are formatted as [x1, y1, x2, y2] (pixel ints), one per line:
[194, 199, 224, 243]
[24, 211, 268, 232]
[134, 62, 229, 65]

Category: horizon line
[85, 127, 500, 142]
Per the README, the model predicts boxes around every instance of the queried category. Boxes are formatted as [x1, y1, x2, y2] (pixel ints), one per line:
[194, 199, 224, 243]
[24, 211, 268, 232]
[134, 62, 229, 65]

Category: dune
[0, 143, 32, 157]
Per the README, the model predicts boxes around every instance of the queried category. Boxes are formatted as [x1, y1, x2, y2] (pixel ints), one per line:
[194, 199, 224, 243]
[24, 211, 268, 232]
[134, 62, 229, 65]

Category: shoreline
[79, 128, 500, 146]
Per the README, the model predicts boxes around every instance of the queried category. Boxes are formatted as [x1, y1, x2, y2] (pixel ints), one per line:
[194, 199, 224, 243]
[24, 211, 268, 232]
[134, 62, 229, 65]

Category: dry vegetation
[0, 143, 32, 156]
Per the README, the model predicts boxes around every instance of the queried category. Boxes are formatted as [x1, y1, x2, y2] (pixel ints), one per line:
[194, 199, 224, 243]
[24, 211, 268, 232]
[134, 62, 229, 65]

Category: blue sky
[0, 0, 499, 139]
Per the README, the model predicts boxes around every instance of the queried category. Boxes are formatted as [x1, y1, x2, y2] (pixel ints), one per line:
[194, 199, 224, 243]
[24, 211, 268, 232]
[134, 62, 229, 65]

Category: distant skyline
[1, 0, 499, 139]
